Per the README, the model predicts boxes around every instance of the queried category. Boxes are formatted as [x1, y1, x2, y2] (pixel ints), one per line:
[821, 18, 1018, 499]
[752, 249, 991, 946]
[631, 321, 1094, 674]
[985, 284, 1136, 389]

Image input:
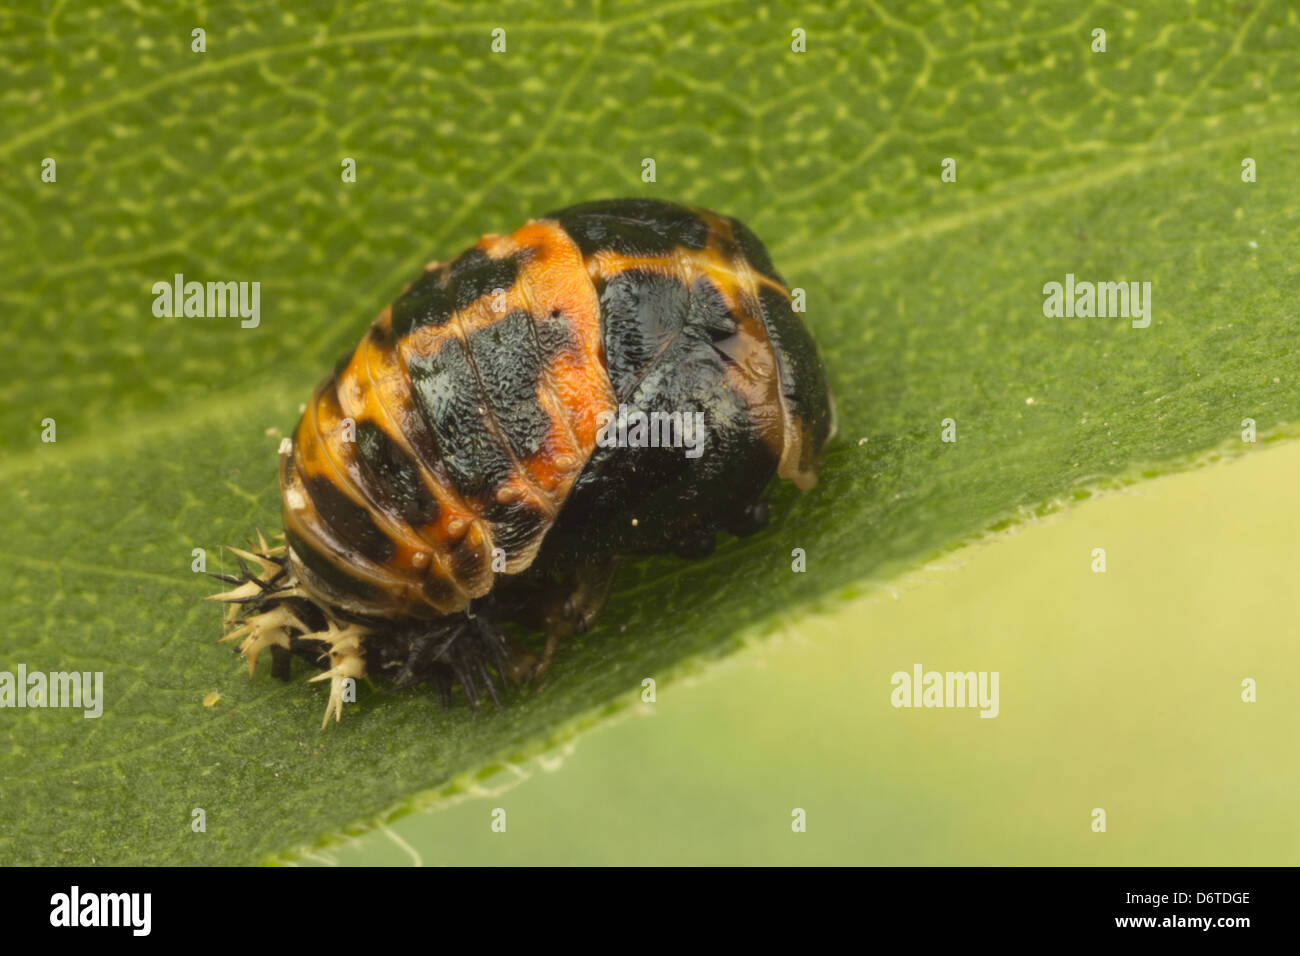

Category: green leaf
[2, 1, 1297, 865]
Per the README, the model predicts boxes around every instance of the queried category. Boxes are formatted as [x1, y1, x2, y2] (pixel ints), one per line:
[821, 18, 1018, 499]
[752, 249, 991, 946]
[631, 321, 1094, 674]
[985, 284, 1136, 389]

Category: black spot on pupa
[446, 247, 524, 312]
[406, 339, 514, 499]
[597, 270, 690, 399]
[391, 267, 455, 337]
[535, 310, 577, 356]
[465, 310, 552, 459]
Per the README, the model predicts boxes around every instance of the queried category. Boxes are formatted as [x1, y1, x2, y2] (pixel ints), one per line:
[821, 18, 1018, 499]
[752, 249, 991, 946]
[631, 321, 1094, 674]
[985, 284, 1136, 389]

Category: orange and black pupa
[209, 198, 835, 726]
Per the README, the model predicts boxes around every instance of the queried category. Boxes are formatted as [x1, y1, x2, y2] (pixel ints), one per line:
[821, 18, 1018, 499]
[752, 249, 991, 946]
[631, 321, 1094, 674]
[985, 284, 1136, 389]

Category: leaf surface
[1, 0, 1297, 863]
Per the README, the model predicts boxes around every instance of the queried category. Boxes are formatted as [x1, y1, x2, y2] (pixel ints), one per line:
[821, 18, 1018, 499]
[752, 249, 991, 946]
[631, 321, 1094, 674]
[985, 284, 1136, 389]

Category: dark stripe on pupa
[285, 528, 383, 603]
[302, 474, 396, 566]
[597, 269, 691, 400]
[464, 309, 552, 459]
[549, 198, 709, 258]
[391, 248, 525, 338]
[726, 215, 784, 284]
[406, 338, 514, 499]
[354, 420, 441, 528]
[757, 285, 833, 460]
